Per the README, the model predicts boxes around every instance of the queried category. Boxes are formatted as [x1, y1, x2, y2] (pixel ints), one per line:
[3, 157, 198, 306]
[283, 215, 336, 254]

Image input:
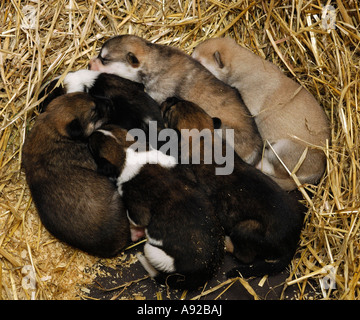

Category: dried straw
[0, 0, 359, 300]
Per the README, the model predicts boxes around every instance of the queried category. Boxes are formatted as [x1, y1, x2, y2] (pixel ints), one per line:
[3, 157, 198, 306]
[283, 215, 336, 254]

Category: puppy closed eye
[98, 55, 110, 65]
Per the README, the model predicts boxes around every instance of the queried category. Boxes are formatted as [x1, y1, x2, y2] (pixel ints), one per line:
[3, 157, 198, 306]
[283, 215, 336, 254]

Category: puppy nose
[88, 59, 94, 70]
[88, 58, 99, 71]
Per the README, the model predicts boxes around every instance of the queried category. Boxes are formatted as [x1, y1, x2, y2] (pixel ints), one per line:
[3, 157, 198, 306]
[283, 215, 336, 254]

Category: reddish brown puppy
[22, 92, 130, 257]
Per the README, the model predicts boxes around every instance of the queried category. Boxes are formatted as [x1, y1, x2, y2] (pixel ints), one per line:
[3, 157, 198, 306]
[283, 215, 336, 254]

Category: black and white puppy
[88, 125, 225, 290]
[161, 98, 305, 278]
[39, 70, 165, 149]
[22, 93, 130, 257]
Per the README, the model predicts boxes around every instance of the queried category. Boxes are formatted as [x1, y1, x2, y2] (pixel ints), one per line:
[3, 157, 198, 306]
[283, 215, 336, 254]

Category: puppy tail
[226, 255, 293, 279]
[225, 219, 298, 278]
[38, 77, 65, 113]
[154, 271, 213, 291]
[137, 252, 212, 291]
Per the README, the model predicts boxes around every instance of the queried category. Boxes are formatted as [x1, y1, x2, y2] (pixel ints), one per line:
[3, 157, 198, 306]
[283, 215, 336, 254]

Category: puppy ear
[38, 79, 65, 113]
[212, 117, 222, 129]
[126, 52, 140, 68]
[66, 119, 84, 140]
[88, 133, 120, 178]
[213, 51, 224, 68]
[161, 96, 181, 125]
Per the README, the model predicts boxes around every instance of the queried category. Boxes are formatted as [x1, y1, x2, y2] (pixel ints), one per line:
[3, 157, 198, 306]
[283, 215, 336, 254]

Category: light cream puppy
[88, 35, 263, 165]
[192, 37, 330, 190]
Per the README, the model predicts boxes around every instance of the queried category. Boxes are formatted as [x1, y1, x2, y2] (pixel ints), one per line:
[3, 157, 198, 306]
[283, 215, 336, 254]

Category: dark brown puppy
[88, 34, 262, 165]
[22, 92, 130, 257]
[88, 125, 225, 290]
[161, 97, 304, 278]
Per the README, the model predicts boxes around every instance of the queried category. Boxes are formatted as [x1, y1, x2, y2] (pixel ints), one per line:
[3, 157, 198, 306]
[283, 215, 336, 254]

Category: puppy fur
[192, 37, 331, 191]
[39, 70, 165, 149]
[88, 125, 225, 290]
[22, 93, 130, 257]
[161, 97, 304, 277]
[88, 34, 262, 165]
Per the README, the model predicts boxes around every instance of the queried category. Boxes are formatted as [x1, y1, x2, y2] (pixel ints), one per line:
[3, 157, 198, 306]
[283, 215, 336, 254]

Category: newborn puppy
[22, 93, 130, 257]
[88, 125, 225, 290]
[88, 34, 262, 165]
[161, 97, 304, 278]
[192, 37, 330, 191]
[39, 70, 165, 149]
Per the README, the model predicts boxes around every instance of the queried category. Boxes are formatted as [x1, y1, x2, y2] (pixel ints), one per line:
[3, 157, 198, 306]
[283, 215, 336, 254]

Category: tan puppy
[88, 35, 262, 165]
[22, 92, 130, 257]
[192, 37, 330, 190]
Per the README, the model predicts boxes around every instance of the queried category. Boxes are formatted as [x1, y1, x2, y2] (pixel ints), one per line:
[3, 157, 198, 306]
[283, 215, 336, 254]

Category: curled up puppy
[192, 37, 330, 191]
[88, 34, 262, 165]
[161, 97, 305, 278]
[22, 93, 130, 257]
[88, 125, 225, 290]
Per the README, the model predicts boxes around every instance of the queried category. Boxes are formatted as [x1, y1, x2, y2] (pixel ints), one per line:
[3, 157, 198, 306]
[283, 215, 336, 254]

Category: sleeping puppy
[39, 70, 165, 149]
[88, 125, 225, 290]
[161, 97, 304, 278]
[192, 37, 330, 191]
[22, 92, 130, 257]
[88, 34, 262, 165]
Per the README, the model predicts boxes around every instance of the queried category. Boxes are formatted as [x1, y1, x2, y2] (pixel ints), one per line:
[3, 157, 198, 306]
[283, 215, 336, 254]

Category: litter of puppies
[1, 1, 358, 297]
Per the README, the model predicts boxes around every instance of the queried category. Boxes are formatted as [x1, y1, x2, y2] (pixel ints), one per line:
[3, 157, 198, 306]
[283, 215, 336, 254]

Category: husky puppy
[161, 97, 304, 277]
[22, 93, 130, 257]
[192, 37, 330, 190]
[88, 125, 225, 290]
[88, 34, 262, 165]
[39, 70, 165, 149]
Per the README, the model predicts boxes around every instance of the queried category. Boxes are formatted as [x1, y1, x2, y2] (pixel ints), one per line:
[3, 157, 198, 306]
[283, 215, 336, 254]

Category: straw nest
[0, 0, 359, 300]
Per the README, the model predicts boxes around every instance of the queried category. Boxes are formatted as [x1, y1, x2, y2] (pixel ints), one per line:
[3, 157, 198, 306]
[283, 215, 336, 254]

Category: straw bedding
[0, 0, 359, 300]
